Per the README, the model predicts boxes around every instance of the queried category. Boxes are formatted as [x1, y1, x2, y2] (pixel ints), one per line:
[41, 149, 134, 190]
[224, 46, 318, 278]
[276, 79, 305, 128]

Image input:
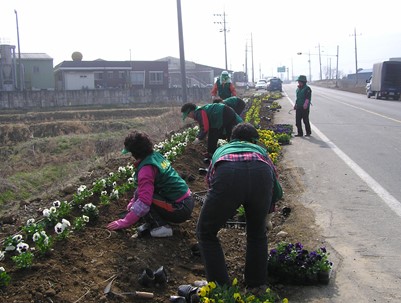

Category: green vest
[211, 141, 268, 166]
[295, 85, 312, 109]
[197, 103, 226, 129]
[135, 152, 188, 200]
[223, 96, 238, 108]
[211, 141, 283, 203]
[216, 79, 232, 100]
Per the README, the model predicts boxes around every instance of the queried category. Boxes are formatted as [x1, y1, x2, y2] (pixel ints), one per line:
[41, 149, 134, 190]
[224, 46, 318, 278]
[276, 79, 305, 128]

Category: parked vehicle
[266, 77, 282, 92]
[255, 79, 267, 90]
[366, 61, 401, 100]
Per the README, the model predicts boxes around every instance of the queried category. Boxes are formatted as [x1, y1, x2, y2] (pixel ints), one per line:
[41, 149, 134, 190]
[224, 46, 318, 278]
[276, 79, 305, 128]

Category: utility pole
[350, 28, 361, 85]
[14, 9, 23, 91]
[214, 11, 229, 70]
[251, 33, 254, 83]
[244, 41, 248, 82]
[176, 0, 187, 103]
[317, 43, 322, 80]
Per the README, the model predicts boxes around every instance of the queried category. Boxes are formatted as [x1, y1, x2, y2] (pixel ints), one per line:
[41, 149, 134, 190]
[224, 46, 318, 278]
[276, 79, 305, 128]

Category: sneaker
[150, 225, 173, 238]
[294, 134, 303, 137]
[305, 133, 311, 137]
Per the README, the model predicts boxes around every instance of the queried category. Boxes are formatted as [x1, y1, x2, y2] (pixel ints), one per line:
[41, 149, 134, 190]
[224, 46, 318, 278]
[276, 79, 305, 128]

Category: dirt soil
[0, 96, 324, 303]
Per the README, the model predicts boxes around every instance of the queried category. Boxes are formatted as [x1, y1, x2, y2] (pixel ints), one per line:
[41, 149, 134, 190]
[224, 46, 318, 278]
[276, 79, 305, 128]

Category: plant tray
[268, 268, 333, 285]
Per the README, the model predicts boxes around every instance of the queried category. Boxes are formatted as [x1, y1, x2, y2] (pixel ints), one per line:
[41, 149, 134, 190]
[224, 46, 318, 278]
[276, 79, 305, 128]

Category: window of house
[131, 71, 145, 85]
[119, 71, 125, 79]
[94, 72, 103, 80]
[107, 72, 113, 79]
[149, 71, 163, 85]
[33, 66, 40, 73]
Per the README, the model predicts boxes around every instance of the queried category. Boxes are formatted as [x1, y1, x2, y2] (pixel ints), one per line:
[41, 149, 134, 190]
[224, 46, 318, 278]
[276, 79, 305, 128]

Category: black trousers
[196, 161, 273, 286]
[295, 107, 311, 135]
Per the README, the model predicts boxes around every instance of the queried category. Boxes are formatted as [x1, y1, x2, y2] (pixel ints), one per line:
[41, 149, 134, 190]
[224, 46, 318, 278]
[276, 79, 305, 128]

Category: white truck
[366, 61, 401, 100]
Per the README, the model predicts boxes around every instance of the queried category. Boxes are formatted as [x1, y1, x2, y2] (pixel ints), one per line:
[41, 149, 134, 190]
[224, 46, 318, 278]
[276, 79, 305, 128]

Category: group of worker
[106, 70, 289, 290]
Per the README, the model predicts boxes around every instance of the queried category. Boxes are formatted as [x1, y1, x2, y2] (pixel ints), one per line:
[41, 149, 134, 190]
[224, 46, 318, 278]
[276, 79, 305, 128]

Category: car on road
[266, 77, 282, 92]
[255, 79, 267, 90]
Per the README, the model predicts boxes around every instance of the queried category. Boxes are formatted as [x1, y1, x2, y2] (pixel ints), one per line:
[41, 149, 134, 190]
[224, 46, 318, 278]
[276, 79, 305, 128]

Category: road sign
[277, 66, 286, 73]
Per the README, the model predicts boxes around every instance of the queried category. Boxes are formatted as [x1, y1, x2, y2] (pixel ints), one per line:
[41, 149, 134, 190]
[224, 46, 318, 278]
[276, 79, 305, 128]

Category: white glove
[193, 138, 200, 145]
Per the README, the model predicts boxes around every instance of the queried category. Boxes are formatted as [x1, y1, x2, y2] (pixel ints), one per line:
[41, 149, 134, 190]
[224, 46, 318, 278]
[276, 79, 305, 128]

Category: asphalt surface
[272, 84, 401, 303]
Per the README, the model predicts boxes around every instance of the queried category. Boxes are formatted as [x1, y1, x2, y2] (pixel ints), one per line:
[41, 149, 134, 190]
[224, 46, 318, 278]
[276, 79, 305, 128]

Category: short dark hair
[231, 123, 259, 143]
[124, 131, 153, 159]
[181, 103, 197, 114]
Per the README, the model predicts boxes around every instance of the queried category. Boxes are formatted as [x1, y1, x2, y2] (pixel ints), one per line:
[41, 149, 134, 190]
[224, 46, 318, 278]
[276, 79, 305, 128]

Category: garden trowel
[104, 277, 154, 299]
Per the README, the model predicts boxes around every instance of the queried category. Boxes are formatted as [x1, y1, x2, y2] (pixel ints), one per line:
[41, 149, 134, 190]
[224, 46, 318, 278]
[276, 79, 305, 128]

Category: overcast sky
[1, 0, 400, 81]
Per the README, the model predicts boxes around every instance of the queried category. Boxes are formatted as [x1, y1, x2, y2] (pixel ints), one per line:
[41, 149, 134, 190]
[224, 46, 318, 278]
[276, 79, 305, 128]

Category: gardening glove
[303, 100, 309, 109]
[126, 198, 135, 211]
[193, 138, 201, 145]
[107, 211, 139, 230]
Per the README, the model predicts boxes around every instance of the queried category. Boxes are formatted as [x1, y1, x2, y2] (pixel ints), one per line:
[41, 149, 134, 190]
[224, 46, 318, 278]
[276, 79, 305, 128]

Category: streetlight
[14, 9, 23, 91]
[297, 50, 313, 82]
[297, 45, 339, 85]
[214, 12, 229, 70]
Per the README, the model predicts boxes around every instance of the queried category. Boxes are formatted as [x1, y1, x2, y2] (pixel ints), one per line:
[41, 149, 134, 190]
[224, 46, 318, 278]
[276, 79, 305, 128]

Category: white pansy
[0, 251, 5, 261]
[83, 203, 96, 210]
[101, 190, 107, 196]
[52, 200, 61, 207]
[43, 208, 51, 217]
[32, 232, 41, 242]
[54, 223, 65, 234]
[118, 166, 126, 173]
[12, 234, 23, 242]
[82, 215, 89, 222]
[77, 185, 87, 194]
[49, 206, 57, 213]
[112, 181, 117, 188]
[61, 219, 71, 228]
[26, 218, 35, 226]
[0, 267, 5, 272]
[127, 177, 134, 184]
[16, 242, 29, 254]
[109, 172, 114, 177]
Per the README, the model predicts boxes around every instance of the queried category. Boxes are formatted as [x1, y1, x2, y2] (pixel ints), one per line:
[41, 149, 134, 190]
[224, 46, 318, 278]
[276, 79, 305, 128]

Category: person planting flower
[181, 102, 243, 162]
[196, 122, 282, 287]
[107, 130, 194, 237]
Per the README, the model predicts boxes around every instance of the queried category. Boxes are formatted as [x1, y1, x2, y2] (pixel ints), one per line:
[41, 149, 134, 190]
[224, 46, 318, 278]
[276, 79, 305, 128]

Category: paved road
[273, 84, 401, 302]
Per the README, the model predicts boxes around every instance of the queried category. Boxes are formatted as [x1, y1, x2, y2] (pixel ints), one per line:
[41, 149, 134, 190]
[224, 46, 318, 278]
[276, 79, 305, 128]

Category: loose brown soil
[0, 94, 323, 303]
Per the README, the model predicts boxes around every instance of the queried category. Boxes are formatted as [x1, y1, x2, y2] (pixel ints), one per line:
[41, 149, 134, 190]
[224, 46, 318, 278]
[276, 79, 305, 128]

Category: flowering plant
[268, 242, 333, 283]
[0, 267, 11, 287]
[11, 243, 33, 269]
[197, 278, 287, 303]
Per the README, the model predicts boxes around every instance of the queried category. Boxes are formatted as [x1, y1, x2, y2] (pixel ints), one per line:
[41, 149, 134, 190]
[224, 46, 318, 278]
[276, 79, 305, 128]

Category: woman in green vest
[196, 122, 281, 287]
[181, 102, 243, 161]
[211, 71, 237, 100]
[107, 131, 194, 237]
[294, 75, 312, 136]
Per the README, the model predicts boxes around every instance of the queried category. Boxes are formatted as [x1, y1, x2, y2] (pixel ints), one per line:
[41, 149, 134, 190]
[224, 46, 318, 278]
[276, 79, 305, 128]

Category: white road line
[285, 94, 401, 218]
